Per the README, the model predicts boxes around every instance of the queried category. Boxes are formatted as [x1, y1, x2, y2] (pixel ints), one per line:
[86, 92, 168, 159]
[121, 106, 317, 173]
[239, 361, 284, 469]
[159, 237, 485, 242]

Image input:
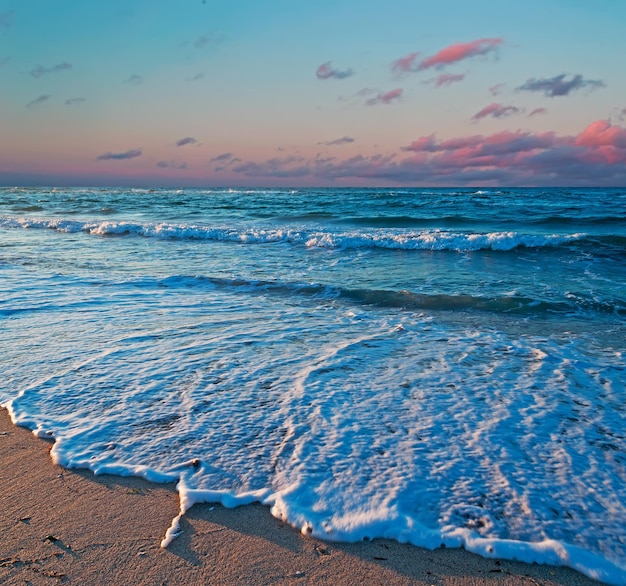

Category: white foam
[0, 216, 586, 252]
[3, 304, 624, 582]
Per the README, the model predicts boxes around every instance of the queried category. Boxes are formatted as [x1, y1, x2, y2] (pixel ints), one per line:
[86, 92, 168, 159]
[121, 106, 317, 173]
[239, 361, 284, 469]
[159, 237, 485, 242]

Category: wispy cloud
[157, 160, 187, 169]
[65, 97, 85, 106]
[194, 33, 216, 49]
[528, 107, 547, 117]
[193, 31, 225, 50]
[177, 31, 224, 52]
[392, 52, 421, 73]
[26, 95, 51, 109]
[210, 152, 242, 171]
[0, 10, 13, 30]
[97, 148, 143, 161]
[320, 136, 355, 146]
[316, 61, 354, 80]
[176, 136, 197, 147]
[123, 74, 143, 85]
[489, 83, 505, 96]
[210, 152, 235, 163]
[366, 88, 403, 106]
[517, 74, 605, 97]
[426, 73, 465, 88]
[471, 102, 522, 121]
[393, 38, 502, 73]
[30, 62, 72, 79]
[231, 156, 310, 178]
[188, 72, 204, 81]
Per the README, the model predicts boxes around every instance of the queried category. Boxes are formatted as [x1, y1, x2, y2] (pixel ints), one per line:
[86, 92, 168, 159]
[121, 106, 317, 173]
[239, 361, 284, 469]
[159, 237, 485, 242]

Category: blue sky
[2, 0, 626, 186]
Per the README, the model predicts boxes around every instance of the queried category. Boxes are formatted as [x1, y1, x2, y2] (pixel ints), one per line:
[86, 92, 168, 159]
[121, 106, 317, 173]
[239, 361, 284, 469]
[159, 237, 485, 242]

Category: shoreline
[0, 408, 605, 585]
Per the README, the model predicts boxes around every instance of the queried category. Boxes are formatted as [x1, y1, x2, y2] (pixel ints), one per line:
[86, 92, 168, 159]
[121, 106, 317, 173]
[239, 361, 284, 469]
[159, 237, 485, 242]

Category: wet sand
[0, 408, 603, 585]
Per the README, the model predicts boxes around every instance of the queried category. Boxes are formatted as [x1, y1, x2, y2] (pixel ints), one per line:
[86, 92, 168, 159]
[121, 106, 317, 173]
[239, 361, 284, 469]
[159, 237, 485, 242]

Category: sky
[2, 0, 626, 187]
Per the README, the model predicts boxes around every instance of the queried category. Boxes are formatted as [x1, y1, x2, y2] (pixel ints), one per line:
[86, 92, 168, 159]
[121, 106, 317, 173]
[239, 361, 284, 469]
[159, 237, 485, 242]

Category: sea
[0, 186, 624, 584]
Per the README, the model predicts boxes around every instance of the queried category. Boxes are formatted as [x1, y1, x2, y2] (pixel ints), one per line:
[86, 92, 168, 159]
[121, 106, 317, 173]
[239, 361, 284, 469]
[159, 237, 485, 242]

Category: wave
[531, 214, 626, 226]
[0, 216, 601, 253]
[123, 274, 625, 318]
[276, 211, 626, 232]
[334, 214, 477, 228]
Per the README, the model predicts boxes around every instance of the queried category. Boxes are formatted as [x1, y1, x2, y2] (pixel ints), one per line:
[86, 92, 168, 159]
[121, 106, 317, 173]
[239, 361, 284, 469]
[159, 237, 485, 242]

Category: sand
[0, 408, 603, 586]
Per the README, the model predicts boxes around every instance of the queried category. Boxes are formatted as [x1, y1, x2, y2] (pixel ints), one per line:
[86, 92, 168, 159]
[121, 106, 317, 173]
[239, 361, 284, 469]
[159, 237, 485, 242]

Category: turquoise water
[1, 187, 625, 583]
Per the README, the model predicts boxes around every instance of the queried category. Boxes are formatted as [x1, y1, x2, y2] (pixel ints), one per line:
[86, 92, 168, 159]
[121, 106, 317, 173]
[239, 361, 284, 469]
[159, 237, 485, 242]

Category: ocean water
[1, 186, 625, 583]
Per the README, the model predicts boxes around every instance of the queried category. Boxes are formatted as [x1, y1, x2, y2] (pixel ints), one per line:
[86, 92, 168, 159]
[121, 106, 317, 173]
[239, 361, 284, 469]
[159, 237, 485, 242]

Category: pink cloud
[529, 107, 547, 117]
[366, 88, 403, 106]
[471, 103, 522, 121]
[419, 38, 502, 70]
[218, 120, 626, 186]
[392, 38, 502, 74]
[404, 130, 559, 157]
[569, 121, 626, 165]
[392, 52, 421, 73]
[489, 83, 505, 96]
[427, 73, 466, 88]
[396, 122, 626, 182]
[402, 134, 438, 152]
[575, 119, 626, 147]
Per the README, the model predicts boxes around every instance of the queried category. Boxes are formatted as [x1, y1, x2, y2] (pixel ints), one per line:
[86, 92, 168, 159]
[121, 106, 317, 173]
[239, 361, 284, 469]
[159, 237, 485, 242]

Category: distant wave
[0, 216, 598, 253]
[339, 214, 626, 229]
[335, 215, 476, 227]
[15, 273, 610, 319]
[162, 275, 626, 317]
[530, 215, 626, 226]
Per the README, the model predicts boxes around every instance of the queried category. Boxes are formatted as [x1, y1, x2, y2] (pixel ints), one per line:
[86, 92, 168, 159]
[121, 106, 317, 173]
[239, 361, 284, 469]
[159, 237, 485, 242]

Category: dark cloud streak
[65, 97, 85, 106]
[471, 103, 522, 121]
[30, 62, 72, 78]
[176, 137, 198, 147]
[517, 74, 605, 97]
[316, 61, 354, 80]
[426, 73, 465, 88]
[0, 10, 13, 30]
[210, 152, 234, 162]
[320, 136, 355, 146]
[26, 95, 51, 109]
[123, 74, 143, 85]
[366, 88, 403, 106]
[97, 148, 143, 161]
[157, 160, 187, 169]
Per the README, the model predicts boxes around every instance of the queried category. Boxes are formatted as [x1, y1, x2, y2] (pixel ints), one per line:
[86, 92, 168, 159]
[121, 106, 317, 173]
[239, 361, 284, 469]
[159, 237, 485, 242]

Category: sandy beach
[0, 408, 604, 586]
